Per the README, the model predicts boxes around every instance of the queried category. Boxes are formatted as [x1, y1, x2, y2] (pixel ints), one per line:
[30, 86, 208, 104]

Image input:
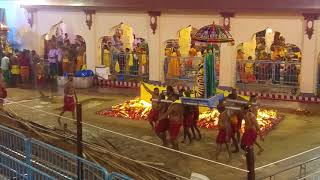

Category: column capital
[302, 13, 319, 40]
[148, 11, 161, 34]
[220, 12, 235, 31]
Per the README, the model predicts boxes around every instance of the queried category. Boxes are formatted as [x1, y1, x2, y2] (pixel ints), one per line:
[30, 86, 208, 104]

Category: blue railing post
[102, 168, 109, 180]
[24, 138, 32, 180]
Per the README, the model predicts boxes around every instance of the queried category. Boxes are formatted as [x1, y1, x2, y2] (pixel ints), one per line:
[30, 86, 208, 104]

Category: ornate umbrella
[192, 21, 234, 43]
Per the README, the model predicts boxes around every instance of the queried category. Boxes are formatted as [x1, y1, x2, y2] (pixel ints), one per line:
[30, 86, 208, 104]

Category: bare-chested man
[241, 105, 264, 155]
[142, 82, 160, 130]
[190, 105, 201, 140]
[248, 95, 264, 154]
[159, 94, 184, 150]
[57, 74, 77, 129]
[215, 102, 232, 161]
[155, 93, 169, 146]
[227, 88, 243, 153]
[166, 86, 175, 101]
[181, 90, 193, 144]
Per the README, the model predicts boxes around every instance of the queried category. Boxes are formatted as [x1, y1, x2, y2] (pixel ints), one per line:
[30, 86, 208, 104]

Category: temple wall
[232, 15, 304, 48]
[158, 14, 221, 81]
[95, 12, 149, 65]
[1, 0, 319, 93]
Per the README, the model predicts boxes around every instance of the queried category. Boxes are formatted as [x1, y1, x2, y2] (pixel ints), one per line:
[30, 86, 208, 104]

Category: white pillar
[85, 13, 97, 71]
[300, 18, 318, 95]
[147, 13, 161, 82]
[219, 43, 236, 88]
[218, 15, 236, 89]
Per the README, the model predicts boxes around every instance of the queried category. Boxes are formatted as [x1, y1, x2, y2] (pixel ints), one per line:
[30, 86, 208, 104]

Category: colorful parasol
[192, 21, 234, 43]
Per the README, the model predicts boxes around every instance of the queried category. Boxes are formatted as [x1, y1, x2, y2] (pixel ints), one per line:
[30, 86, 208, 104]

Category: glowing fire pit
[97, 98, 283, 134]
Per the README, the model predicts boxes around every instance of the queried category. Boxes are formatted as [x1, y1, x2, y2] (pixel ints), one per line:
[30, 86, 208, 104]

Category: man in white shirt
[1, 53, 10, 85]
[48, 45, 58, 79]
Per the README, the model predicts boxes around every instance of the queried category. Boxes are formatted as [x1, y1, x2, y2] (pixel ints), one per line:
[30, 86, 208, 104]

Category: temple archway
[42, 21, 87, 76]
[98, 23, 149, 81]
[163, 25, 221, 86]
[236, 28, 301, 94]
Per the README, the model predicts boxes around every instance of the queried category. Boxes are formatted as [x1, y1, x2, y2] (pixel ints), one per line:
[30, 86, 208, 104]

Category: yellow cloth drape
[128, 54, 134, 66]
[11, 65, 20, 75]
[120, 24, 134, 50]
[178, 26, 192, 56]
[76, 55, 84, 71]
[168, 52, 179, 77]
[242, 34, 257, 59]
[103, 49, 111, 66]
[115, 61, 120, 73]
[141, 53, 147, 65]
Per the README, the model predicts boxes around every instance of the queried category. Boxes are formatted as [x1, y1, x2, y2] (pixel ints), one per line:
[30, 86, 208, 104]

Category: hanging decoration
[84, 10, 95, 30]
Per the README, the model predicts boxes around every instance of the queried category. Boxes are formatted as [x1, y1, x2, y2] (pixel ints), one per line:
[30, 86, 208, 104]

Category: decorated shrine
[98, 23, 149, 82]
[0, 22, 12, 53]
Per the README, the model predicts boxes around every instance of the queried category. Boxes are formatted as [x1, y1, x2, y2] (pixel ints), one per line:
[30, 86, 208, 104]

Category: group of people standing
[143, 83, 201, 150]
[144, 83, 264, 161]
[215, 89, 264, 161]
[0, 49, 42, 87]
[45, 34, 86, 78]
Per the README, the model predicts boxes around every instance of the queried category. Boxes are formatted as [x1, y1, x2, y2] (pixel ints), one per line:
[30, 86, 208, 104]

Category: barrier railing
[0, 124, 26, 161]
[0, 124, 131, 180]
[102, 52, 149, 78]
[0, 151, 54, 180]
[255, 145, 320, 180]
[31, 139, 109, 180]
[236, 60, 300, 91]
[258, 156, 320, 180]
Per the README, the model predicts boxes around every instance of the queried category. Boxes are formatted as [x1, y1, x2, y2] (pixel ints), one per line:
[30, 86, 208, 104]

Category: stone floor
[4, 87, 320, 180]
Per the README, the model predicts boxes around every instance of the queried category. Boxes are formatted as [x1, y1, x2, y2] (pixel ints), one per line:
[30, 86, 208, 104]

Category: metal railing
[0, 124, 131, 180]
[102, 52, 149, 78]
[236, 60, 300, 87]
[0, 124, 26, 161]
[0, 151, 55, 180]
[31, 139, 109, 180]
[259, 155, 320, 180]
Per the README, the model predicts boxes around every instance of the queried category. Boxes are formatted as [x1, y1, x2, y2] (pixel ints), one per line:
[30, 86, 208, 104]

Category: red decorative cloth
[147, 108, 159, 122]
[241, 128, 257, 146]
[64, 96, 75, 112]
[169, 120, 182, 140]
[216, 128, 230, 144]
[155, 118, 169, 134]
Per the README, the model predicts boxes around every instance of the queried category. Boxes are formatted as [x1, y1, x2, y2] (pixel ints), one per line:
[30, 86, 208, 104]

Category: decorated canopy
[192, 22, 234, 43]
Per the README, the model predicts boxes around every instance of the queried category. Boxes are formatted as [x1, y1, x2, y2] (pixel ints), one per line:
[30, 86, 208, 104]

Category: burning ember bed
[97, 98, 283, 135]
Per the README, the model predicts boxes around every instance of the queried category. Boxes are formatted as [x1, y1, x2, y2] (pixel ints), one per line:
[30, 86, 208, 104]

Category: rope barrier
[4, 98, 249, 173]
